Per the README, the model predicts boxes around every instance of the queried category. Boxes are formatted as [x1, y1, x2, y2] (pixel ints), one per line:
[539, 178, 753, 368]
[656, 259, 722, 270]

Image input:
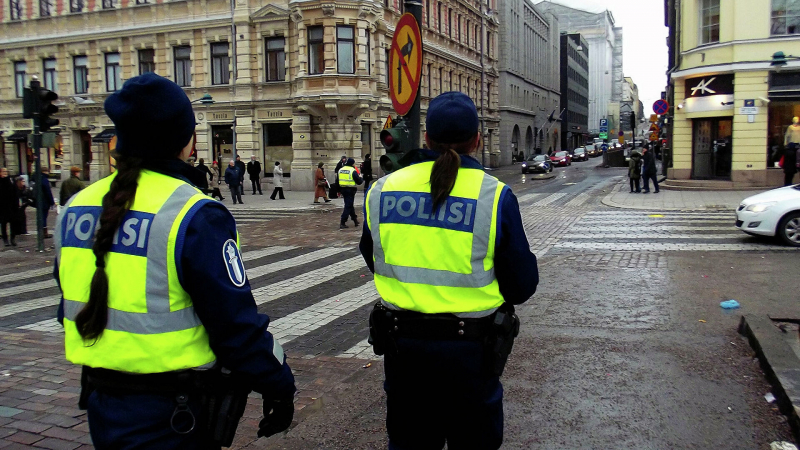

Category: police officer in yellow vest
[336, 157, 363, 229]
[360, 92, 539, 450]
[54, 73, 296, 449]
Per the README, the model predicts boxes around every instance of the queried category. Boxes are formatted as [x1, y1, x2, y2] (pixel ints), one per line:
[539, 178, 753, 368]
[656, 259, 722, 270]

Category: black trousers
[251, 177, 262, 194]
[629, 178, 640, 192]
[270, 187, 285, 200]
[785, 171, 797, 186]
[0, 220, 13, 242]
[642, 173, 659, 192]
[340, 190, 357, 224]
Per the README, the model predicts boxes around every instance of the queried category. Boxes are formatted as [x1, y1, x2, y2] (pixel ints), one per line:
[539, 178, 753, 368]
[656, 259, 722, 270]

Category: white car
[736, 185, 800, 246]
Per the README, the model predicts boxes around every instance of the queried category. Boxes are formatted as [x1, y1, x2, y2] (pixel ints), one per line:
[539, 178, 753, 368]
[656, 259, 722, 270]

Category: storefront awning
[5, 131, 29, 142]
[93, 128, 116, 143]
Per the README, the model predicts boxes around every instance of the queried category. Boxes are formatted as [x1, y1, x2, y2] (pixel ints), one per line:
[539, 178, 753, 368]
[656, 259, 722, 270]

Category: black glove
[257, 397, 294, 438]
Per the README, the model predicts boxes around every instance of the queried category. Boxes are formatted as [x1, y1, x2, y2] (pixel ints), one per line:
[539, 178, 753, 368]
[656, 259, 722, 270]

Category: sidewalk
[602, 177, 768, 211]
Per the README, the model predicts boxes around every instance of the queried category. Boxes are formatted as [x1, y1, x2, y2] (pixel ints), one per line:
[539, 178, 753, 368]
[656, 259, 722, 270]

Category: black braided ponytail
[74, 156, 144, 341]
[428, 134, 480, 212]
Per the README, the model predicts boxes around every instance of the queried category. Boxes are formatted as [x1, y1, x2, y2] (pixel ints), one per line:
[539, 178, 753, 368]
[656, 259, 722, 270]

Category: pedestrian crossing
[0, 245, 380, 361]
[552, 210, 800, 252]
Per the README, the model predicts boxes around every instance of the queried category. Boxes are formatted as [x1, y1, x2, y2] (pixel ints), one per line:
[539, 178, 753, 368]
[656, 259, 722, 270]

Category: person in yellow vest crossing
[336, 157, 363, 229]
[54, 73, 296, 449]
[360, 92, 539, 450]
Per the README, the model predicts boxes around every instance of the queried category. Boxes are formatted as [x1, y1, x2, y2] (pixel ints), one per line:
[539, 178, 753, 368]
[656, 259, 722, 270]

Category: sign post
[653, 99, 670, 116]
[389, 9, 423, 148]
[599, 118, 609, 140]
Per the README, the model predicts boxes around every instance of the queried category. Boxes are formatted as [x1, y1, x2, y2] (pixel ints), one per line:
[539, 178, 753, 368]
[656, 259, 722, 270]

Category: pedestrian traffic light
[380, 117, 414, 173]
[629, 112, 636, 132]
[22, 80, 59, 132]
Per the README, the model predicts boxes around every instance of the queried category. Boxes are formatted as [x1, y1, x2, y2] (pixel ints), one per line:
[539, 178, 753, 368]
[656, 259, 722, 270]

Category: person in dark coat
[330, 155, 347, 199]
[197, 158, 214, 185]
[628, 151, 642, 193]
[38, 167, 56, 238]
[59, 166, 85, 206]
[784, 145, 798, 186]
[0, 168, 18, 246]
[225, 159, 244, 204]
[336, 158, 363, 229]
[361, 154, 373, 190]
[247, 156, 263, 195]
[14, 177, 34, 239]
[235, 155, 246, 195]
[641, 146, 660, 194]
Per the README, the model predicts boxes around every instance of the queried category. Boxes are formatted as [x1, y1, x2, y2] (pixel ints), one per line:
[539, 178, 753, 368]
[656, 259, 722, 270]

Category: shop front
[768, 71, 800, 174]
[680, 74, 735, 180]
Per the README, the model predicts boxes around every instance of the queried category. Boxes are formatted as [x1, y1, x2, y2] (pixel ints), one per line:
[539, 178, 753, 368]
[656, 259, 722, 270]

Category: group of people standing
[192, 155, 285, 205]
[628, 144, 660, 193]
[314, 154, 374, 229]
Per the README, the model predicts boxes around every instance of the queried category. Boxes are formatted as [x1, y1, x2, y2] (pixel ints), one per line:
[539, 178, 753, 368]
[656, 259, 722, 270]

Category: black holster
[488, 305, 521, 377]
[368, 301, 393, 356]
[80, 366, 250, 448]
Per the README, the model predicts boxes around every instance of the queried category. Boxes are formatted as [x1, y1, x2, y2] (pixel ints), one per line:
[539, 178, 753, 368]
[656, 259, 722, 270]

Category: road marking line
[252, 256, 367, 305]
[242, 246, 298, 262]
[337, 338, 381, 360]
[17, 318, 62, 332]
[0, 267, 52, 284]
[533, 193, 567, 206]
[563, 234, 746, 240]
[0, 295, 61, 318]
[553, 242, 799, 251]
[246, 247, 343, 279]
[515, 193, 542, 204]
[565, 193, 590, 207]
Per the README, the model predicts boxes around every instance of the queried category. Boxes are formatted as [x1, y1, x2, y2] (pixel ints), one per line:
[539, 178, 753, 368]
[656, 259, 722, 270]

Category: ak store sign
[684, 74, 734, 98]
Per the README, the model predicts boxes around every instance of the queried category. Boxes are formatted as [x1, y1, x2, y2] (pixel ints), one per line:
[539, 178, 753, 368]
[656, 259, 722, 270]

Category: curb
[601, 180, 735, 212]
[739, 315, 800, 444]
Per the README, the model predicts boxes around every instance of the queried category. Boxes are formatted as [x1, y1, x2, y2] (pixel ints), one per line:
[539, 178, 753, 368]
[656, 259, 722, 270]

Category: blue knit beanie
[104, 73, 196, 159]
[426, 92, 479, 144]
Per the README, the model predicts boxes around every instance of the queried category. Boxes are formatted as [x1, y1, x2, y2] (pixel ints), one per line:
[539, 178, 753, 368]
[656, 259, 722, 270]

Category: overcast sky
[534, 0, 669, 116]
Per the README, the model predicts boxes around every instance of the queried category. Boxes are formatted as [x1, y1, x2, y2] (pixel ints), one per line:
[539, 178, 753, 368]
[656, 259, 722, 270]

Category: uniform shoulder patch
[222, 239, 247, 287]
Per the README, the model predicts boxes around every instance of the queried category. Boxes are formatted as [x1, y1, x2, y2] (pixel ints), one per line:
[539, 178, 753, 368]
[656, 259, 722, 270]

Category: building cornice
[671, 59, 800, 79]
[681, 35, 800, 56]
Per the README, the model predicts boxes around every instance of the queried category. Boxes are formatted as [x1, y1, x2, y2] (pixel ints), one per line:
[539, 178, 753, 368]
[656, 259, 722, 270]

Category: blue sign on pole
[601, 143, 609, 153]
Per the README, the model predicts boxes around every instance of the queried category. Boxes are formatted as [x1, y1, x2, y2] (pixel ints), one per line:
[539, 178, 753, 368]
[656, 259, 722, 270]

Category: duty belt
[84, 366, 197, 395]
[378, 306, 494, 340]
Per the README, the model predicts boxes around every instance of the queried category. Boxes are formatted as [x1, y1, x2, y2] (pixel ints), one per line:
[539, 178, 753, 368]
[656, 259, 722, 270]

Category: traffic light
[629, 112, 636, 131]
[22, 80, 59, 132]
[380, 117, 414, 173]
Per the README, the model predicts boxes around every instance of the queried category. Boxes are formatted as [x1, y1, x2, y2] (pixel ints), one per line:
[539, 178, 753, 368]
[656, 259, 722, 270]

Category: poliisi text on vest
[62, 206, 154, 257]
[380, 192, 478, 233]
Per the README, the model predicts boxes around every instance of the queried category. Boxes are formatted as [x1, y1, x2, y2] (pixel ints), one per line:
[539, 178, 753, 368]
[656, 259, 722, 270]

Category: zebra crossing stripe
[533, 193, 567, 206]
[565, 193, 590, 207]
[570, 226, 736, 232]
[252, 256, 366, 306]
[553, 242, 799, 251]
[17, 318, 62, 332]
[338, 338, 379, 360]
[246, 247, 343, 279]
[515, 193, 542, 204]
[0, 267, 52, 285]
[242, 246, 298, 262]
[0, 295, 61, 318]
[563, 234, 745, 240]
[269, 281, 378, 345]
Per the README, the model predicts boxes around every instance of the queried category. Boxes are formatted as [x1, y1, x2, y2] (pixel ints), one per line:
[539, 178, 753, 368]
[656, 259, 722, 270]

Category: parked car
[572, 147, 588, 161]
[521, 154, 553, 174]
[550, 151, 572, 167]
[736, 185, 800, 246]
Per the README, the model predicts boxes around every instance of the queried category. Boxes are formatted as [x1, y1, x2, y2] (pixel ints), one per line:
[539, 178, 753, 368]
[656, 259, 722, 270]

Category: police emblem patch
[222, 239, 247, 287]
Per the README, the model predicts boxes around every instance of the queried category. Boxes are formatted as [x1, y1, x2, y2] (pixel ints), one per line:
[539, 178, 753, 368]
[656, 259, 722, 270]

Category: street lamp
[191, 93, 215, 105]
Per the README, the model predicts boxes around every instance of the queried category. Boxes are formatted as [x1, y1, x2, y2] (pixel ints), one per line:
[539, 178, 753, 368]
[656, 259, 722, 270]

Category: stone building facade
[497, 0, 560, 165]
[0, 0, 499, 190]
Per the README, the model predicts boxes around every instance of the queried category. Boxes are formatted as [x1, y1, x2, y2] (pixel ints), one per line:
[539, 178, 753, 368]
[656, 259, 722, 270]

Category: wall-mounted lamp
[721, 101, 734, 106]
[677, 103, 684, 110]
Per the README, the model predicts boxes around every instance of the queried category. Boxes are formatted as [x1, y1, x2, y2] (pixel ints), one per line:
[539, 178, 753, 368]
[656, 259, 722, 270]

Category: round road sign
[389, 14, 423, 116]
[653, 99, 669, 115]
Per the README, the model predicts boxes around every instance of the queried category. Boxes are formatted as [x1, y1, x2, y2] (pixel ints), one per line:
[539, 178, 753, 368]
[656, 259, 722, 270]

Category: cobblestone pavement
[0, 163, 796, 448]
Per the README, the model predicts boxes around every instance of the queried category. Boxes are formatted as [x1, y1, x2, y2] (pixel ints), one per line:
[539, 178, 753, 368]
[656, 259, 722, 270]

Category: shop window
[767, 100, 800, 168]
[308, 26, 324, 75]
[337, 26, 355, 74]
[265, 37, 286, 81]
[102, 0, 115, 8]
[139, 49, 155, 75]
[700, 0, 720, 44]
[105, 53, 122, 92]
[264, 123, 293, 147]
[70, 0, 83, 12]
[74, 56, 88, 94]
[43, 58, 57, 91]
[40, 0, 53, 17]
[14, 61, 26, 98]
[9, 0, 22, 20]
[772, 0, 800, 35]
[211, 42, 230, 85]
[174, 46, 191, 87]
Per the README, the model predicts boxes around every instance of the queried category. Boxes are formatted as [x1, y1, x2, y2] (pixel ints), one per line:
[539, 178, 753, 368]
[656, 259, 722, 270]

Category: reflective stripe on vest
[57, 171, 217, 373]
[338, 167, 356, 187]
[365, 161, 506, 315]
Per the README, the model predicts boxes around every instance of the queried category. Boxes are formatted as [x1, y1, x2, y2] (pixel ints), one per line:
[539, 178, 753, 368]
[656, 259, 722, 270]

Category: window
[74, 56, 88, 94]
[265, 37, 286, 81]
[135, 0, 149, 3]
[40, 0, 53, 17]
[43, 58, 57, 91]
[337, 26, 355, 74]
[102, 0, 115, 8]
[700, 0, 720, 44]
[174, 46, 191, 87]
[438, 3, 443, 33]
[426, 63, 432, 96]
[14, 62, 26, 98]
[10, 0, 22, 20]
[457, 14, 461, 42]
[466, 20, 470, 46]
[211, 42, 230, 85]
[70, 0, 83, 12]
[138, 49, 155, 75]
[449, 70, 454, 91]
[772, 0, 800, 35]
[105, 53, 122, 92]
[385, 49, 390, 84]
[448, 9, 453, 38]
[438, 67, 443, 95]
[426, 0, 430, 27]
[365, 31, 371, 74]
[308, 26, 324, 75]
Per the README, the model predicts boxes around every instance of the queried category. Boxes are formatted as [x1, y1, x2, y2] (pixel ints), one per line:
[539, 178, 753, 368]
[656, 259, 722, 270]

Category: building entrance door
[692, 118, 732, 179]
[211, 125, 233, 167]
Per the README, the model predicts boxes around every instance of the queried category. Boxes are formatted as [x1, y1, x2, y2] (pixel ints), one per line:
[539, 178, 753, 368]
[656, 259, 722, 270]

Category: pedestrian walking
[235, 155, 246, 195]
[60, 166, 86, 206]
[14, 177, 33, 238]
[314, 162, 331, 203]
[641, 146, 660, 194]
[360, 92, 538, 450]
[38, 167, 55, 237]
[0, 168, 17, 247]
[270, 161, 285, 200]
[54, 73, 295, 449]
[337, 157, 362, 229]
[361, 154, 373, 190]
[628, 151, 642, 193]
[247, 156, 263, 195]
[225, 160, 244, 204]
[329, 155, 347, 199]
[197, 158, 214, 185]
[208, 161, 225, 201]
[783, 117, 800, 186]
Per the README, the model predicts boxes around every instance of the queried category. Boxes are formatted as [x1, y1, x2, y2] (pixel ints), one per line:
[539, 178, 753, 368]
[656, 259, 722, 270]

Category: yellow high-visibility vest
[365, 161, 505, 316]
[338, 167, 357, 187]
[55, 170, 217, 373]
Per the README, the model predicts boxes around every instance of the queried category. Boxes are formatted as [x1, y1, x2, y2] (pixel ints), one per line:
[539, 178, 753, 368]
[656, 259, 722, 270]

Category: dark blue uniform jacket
[56, 160, 295, 399]
[359, 150, 539, 305]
